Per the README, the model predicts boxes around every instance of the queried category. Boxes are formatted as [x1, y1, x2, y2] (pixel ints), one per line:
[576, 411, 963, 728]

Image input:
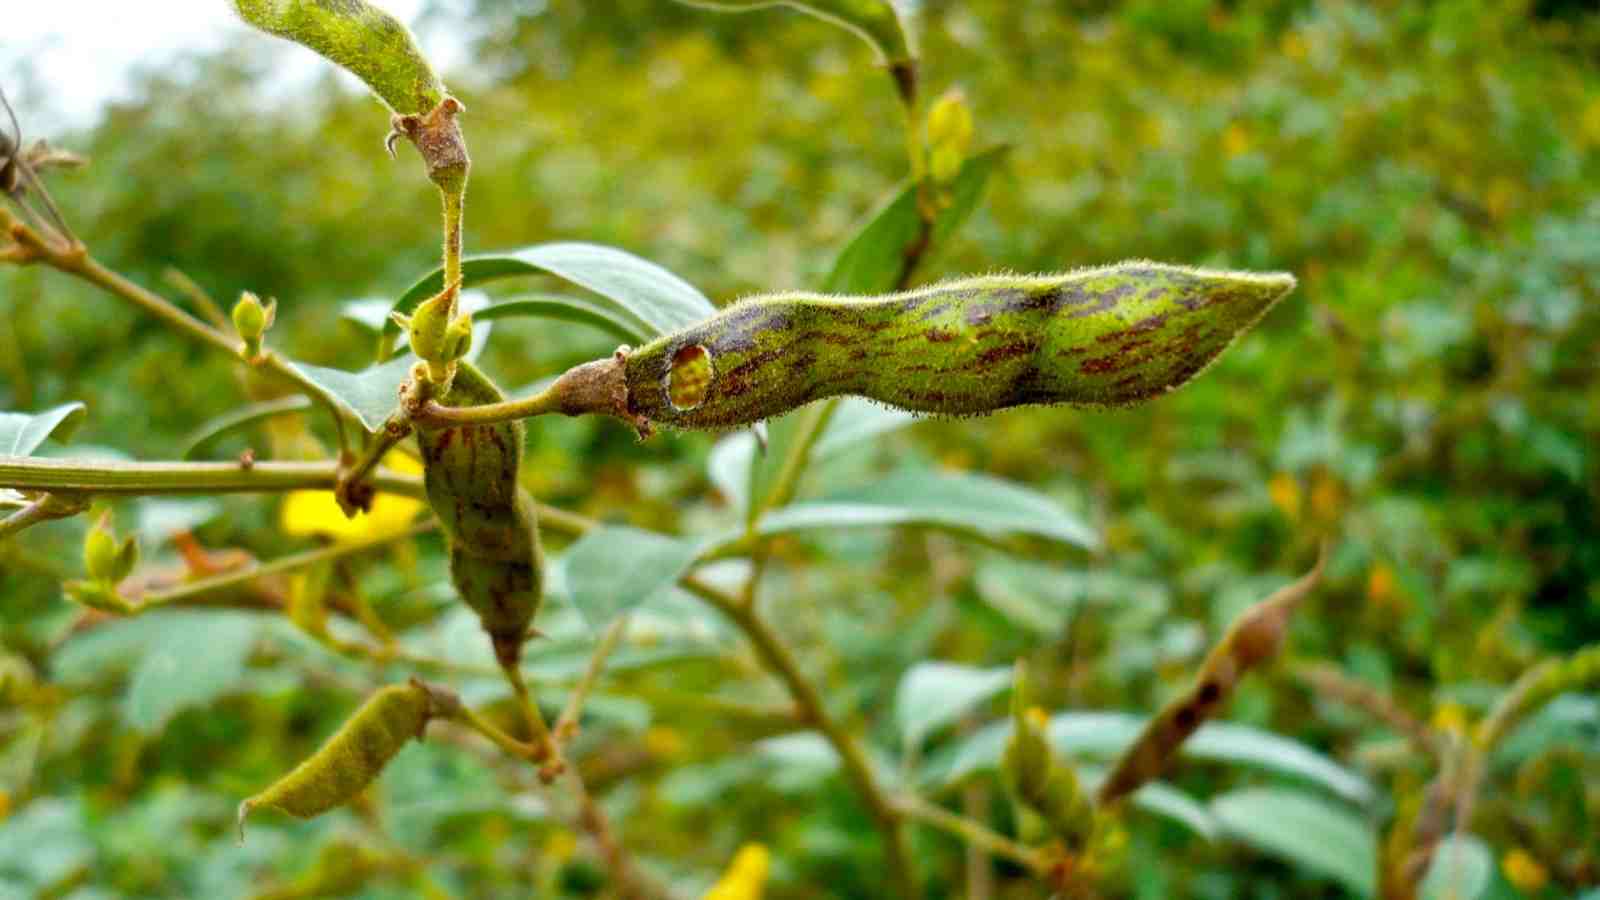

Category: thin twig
[0, 456, 424, 498]
[0, 491, 88, 540]
[555, 614, 631, 743]
[682, 576, 920, 900]
[893, 794, 1047, 875]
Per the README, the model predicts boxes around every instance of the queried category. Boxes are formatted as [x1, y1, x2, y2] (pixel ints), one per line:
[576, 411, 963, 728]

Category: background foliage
[2, 0, 1598, 897]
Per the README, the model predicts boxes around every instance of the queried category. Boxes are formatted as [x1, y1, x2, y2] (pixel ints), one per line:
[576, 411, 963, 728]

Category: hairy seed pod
[414, 360, 543, 667]
[622, 263, 1295, 431]
[239, 681, 431, 832]
[230, 0, 446, 116]
[1098, 545, 1325, 805]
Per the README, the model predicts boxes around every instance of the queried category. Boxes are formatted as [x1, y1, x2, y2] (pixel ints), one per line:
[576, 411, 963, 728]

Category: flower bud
[83, 512, 138, 585]
[926, 88, 974, 184]
[232, 291, 276, 361]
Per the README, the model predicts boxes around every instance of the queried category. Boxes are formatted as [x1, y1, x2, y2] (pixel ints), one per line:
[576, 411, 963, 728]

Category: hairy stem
[0, 457, 424, 498]
[128, 522, 436, 612]
[0, 492, 88, 540]
[2, 213, 357, 438]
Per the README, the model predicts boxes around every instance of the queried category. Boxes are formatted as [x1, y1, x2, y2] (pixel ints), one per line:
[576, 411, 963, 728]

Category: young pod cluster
[1000, 662, 1094, 849]
[412, 361, 544, 669]
[1098, 546, 1325, 805]
[621, 263, 1296, 432]
[239, 681, 435, 833]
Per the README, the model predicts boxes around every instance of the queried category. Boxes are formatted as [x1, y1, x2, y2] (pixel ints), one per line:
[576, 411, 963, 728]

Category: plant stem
[555, 614, 630, 743]
[684, 578, 919, 900]
[412, 384, 564, 428]
[2, 213, 358, 440]
[893, 794, 1047, 875]
[0, 456, 424, 498]
[128, 521, 436, 612]
[0, 492, 88, 540]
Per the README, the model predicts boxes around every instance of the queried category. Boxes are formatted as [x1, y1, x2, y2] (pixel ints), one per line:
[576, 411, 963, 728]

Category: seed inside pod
[667, 344, 714, 412]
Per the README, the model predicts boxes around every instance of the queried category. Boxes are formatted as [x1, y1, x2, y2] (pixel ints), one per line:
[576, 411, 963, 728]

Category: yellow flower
[1267, 472, 1301, 520]
[1431, 701, 1468, 736]
[1502, 847, 1549, 893]
[280, 451, 424, 543]
[1366, 563, 1397, 608]
[703, 844, 770, 900]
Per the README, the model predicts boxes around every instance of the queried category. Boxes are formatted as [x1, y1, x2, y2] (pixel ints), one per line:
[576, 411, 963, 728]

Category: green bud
[395, 288, 465, 386]
[83, 512, 137, 584]
[230, 0, 446, 116]
[232, 291, 276, 360]
[83, 512, 118, 581]
[925, 88, 973, 184]
[622, 263, 1296, 431]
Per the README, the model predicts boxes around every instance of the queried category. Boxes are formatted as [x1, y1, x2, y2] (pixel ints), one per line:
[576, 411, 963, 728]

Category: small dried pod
[621, 263, 1296, 432]
[1098, 544, 1326, 805]
[230, 0, 447, 117]
[238, 681, 434, 836]
[413, 361, 544, 668]
[1000, 662, 1094, 849]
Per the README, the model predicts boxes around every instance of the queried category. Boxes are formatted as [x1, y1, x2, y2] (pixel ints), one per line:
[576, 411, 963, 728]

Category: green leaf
[285, 354, 416, 433]
[1211, 788, 1376, 897]
[707, 431, 757, 517]
[561, 526, 707, 629]
[1419, 834, 1494, 900]
[123, 611, 261, 732]
[895, 662, 1011, 750]
[759, 467, 1099, 550]
[339, 297, 395, 332]
[812, 397, 918, 459]
[0, 403, 86, 457]
[385, 242, 715, 348]
[469, 292, 648, 343]
[926, 711, 1372, 804]
[823, 146, 1008, 295]
[1076, 764, 1219, 841]
[179, 396, 312, 460]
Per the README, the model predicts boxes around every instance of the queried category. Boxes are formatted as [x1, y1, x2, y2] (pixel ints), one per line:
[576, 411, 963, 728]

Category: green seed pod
[230, 0, 446, 116]
[621, 264, 1295, 431]
[414, 361, 543, 667]
[239, 681, 431, 832]
[676, 0, 916, 64]
[1000, 663, 1093, 849]
[1098, 546, 1325, 805]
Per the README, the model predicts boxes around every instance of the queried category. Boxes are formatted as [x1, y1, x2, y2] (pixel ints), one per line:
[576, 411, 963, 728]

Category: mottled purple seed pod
[622, 262, 1295, 431]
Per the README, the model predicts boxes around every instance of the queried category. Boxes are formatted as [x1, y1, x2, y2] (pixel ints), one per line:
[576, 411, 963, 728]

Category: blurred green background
[2, 1, 1598, 897]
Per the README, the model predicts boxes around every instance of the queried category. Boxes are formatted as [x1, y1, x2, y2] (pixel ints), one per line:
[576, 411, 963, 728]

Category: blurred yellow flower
[1223, 122, 1252, 158]
[703, 844, 770, 900]
[0, 789, 11, 821]
[1431, 701, 1468, 736]
[1268, 472, 1302, 520]
[1502, 847, 1549, 893]
[1367, 563, 1397, 608]
[280, 451, 424, 543]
